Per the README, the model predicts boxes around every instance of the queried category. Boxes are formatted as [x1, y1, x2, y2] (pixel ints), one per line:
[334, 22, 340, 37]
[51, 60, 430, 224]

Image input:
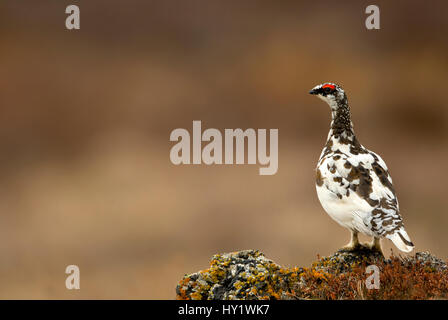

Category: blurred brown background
[0, 0, 447, 299]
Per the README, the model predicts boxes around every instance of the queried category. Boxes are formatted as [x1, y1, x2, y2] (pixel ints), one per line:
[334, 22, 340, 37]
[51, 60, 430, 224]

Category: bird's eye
[322, 84, 336, 94]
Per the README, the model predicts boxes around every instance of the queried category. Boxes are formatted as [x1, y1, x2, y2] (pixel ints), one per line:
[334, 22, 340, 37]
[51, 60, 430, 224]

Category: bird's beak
[309, 88, 319, 95]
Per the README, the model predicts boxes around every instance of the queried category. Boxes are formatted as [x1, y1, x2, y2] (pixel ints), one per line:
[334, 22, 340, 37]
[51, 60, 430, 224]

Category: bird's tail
[387, 228, 414, 253]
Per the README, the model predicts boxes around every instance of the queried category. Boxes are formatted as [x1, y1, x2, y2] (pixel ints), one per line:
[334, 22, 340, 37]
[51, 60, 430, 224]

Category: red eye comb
[322, 84, 336, 90]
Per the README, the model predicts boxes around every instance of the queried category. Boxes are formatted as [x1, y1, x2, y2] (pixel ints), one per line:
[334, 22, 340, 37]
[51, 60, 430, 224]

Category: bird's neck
[320, 98, 367, 157]
[327, 100, 355, 144]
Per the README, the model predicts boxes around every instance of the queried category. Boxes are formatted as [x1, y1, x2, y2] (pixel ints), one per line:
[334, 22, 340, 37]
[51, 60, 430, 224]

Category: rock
[176, 250, 302, 300]
[176, 249, 448, 300]
[404, 251, 447, 272]
[314, 247, 386, 273]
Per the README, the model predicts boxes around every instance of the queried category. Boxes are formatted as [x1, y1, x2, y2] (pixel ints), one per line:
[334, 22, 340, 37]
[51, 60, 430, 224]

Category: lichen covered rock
[176, 249, 448, 300]
[176, 250, 301, 300]
[403, 251, 447, 272]
[313, 247, 385, 273]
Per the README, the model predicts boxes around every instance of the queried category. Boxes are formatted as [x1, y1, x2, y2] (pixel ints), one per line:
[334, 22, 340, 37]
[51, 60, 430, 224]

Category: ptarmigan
[309, 82, 414, 253]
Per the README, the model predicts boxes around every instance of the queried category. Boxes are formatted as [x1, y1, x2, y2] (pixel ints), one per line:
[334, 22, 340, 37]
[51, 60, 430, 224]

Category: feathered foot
[367, 237, 384, 255]
[340, 231, 367, 252]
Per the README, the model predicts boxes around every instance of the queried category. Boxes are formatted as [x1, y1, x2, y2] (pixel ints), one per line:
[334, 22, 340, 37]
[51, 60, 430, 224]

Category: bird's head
[309, 83, 347, 110]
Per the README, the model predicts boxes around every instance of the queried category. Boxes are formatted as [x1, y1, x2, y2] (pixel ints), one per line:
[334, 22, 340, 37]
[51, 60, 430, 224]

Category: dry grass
[294, 255, 448, 300]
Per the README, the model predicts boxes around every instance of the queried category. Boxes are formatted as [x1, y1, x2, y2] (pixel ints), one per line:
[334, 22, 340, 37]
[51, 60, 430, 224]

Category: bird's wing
[329, 150, 405, 238]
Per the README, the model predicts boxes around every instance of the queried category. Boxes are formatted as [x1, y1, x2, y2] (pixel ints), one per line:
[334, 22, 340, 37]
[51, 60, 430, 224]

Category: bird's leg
[368, 237, 383, 254]
[341, 230, 362, 251]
